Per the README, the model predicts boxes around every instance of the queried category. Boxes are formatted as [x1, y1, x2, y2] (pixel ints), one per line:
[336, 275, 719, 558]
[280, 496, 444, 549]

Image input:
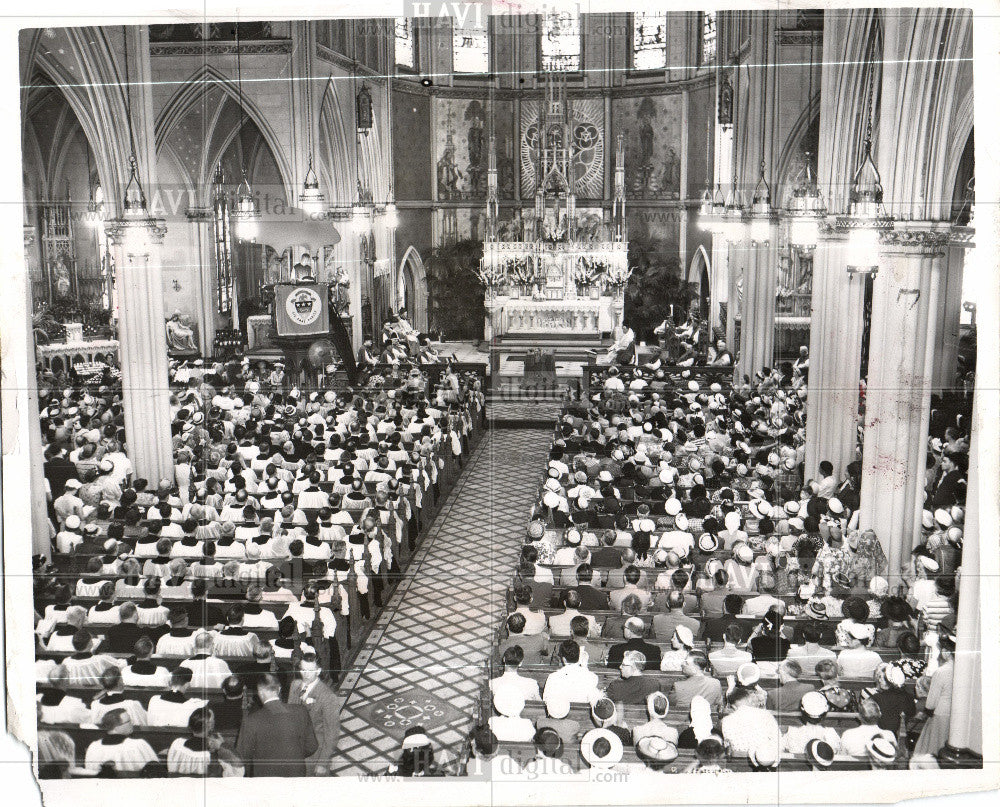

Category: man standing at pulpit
[292, 253, 316, 283]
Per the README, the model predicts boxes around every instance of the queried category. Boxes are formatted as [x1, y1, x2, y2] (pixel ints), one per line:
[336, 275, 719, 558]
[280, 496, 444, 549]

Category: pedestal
[857, 227, 949, 578]
[804, 234, 865, 480]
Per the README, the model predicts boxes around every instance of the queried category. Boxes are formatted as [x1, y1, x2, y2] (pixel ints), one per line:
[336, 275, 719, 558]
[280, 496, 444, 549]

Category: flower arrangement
[571, 257, 604, 287]
[507, 257, 536, 286]
[475, 260, 507, 289]
[603, 263, 634, 290]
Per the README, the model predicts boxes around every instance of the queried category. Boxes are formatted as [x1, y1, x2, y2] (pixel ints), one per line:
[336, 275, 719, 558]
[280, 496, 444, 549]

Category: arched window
[701, 12, 717, 66]
[452, 14, 489, 73]
[541, 10, 580, 73]
[632, 12, 667, 71]
[395, 18, 415, 69]
[212, 176, 233, 316]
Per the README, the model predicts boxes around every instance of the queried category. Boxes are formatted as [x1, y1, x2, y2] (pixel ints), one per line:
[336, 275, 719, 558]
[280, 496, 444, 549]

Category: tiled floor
[329, 428, 550, 776]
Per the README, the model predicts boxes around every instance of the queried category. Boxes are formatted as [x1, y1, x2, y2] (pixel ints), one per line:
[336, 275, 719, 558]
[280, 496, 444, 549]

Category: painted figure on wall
[437, 138, 462, 200]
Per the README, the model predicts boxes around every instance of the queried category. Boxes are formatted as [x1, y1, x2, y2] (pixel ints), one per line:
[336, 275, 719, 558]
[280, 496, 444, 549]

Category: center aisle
[330, 427, 552, 776]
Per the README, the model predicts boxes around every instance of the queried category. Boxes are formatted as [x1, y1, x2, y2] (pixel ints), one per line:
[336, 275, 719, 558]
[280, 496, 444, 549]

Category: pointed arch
[398, 244, 428, 332]
[155, 63, 294, 205]
[317, 75, 356, 206]
[774, 94, 819, 208]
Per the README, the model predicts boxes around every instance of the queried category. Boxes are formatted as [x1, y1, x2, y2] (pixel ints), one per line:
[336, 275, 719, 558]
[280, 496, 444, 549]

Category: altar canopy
[478, 75, 630, 342]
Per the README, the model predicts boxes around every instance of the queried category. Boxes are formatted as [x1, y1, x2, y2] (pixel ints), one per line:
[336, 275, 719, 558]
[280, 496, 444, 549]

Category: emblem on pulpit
[285, 286, 323, 326]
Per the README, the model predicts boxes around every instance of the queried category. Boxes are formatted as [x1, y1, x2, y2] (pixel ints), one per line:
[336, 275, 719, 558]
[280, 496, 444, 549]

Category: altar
[476, 76, 631, 347]
[481, 241, 626, 340]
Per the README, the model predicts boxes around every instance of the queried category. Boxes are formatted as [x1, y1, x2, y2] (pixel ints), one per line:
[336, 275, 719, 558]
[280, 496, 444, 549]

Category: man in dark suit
[237, 673, 318, 777]
[103, 602, 148, 653]
[573, 564, 610, 611]
[928, 453, 967, 508]
[288, 652, 343, 776]
[605, 618, 662, 670]
[43, 445, 78, 501]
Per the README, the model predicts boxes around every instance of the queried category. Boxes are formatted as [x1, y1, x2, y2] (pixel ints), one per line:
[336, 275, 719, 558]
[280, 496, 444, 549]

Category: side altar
[476, 76, 631, 347]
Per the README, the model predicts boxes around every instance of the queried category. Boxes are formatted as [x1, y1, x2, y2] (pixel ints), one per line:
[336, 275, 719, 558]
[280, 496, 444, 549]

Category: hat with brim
[934, 508, 953, 528]
[698, 533, 719, 552]
[665, 498, 682, 516]
[828, 498, 844, 515]
[784, 500, 800, 516]
[635, 735, 678, 763]
[800, 691, 829, 719]
[805, 739, 835, 768]
[581, 728, 624, 769]
[748, 742, 780, 769]
[867, 736, 897, 765]
[807, 601, 827, 620]
[736, 662, 760, 686]
[674, 513, 689, 532]
[735, 544, 754, 564]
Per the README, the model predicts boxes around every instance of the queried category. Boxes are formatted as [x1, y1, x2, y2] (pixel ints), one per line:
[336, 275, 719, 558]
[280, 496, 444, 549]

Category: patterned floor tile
[329, 429, 550, 777]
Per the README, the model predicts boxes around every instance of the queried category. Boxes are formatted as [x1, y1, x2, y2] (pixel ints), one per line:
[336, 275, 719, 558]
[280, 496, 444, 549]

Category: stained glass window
[213, 188, 233, 315]
[395, 18, 415, 69]
[541, 10, 580, 73]
[452, 15, 489, 73]
[701, 12, 717, 66]
[633, 12, 667, 70]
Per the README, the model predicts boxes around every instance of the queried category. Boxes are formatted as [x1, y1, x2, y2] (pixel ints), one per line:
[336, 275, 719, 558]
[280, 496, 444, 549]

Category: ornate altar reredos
[478, 75, 631, 343]
[481, 241, 628, 339]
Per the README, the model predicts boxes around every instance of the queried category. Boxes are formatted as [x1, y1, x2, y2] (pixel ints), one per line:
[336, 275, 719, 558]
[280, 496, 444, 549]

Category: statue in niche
[165, 309, 198, 353]
[52, 253, 72, 301]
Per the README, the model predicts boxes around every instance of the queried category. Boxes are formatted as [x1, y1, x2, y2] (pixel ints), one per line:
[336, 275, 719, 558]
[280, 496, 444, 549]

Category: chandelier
[786, 151, 826, 251]
[230, 24, 259, 240]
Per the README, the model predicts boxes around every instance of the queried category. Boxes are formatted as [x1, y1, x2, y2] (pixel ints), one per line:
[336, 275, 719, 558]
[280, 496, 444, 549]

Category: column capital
[947, 224, 976, 249]
[105, 217, 168, 247]
[185, 207, 214, 222]
[877, 222, 951, 254]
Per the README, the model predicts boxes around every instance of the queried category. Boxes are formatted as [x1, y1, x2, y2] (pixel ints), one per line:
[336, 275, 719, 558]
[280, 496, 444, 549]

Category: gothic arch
[398, 245, 428, 332]
[155, 63, 294, 206]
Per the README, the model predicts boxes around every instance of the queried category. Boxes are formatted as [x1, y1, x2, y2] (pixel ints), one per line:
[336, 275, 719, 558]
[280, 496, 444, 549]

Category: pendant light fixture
[747, 13, 774, 245]
[120, 26, 148, 219]
[718, 56, 746, 243]
[698, 55, 727, 235]
[298, 41, 325, 216]
[785, 38, 826, 251]
[842, 34, 893, 277]
[232, 23, 259, 240]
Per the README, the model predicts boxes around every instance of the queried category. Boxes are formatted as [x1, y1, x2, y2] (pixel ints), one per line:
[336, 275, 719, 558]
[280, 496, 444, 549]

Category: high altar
[478, 78, 631, 343]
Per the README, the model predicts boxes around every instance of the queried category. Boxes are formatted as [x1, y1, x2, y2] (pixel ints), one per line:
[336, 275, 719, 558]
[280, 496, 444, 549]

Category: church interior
[9, 5, 994, 787]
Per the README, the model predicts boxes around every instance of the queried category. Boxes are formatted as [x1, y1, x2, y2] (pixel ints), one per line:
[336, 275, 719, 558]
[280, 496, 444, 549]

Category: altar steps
[492, 333, 610, 362]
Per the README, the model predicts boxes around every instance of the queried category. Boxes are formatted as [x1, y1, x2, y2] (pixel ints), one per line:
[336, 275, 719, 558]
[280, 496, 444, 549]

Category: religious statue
[467, 114, 485, 195]
[165, 310, 198, 353]
[52, 254, 72, 301]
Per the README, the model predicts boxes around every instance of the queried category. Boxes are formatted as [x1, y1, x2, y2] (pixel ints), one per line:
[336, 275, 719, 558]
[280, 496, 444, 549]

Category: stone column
[185, 207, 217, 356]
[736, 236, 777, 382]
[930, 239, 967, 392]
[725, 240, 741, 352]
[857, 226, 949, 579]
[803, 231, 866, 481]
[5, 226, 52, 558]
[106, 217, 175, 484]
[945, 389, 981, 756]
[944, 224, 991, 760]
[708, 237, 727, 333]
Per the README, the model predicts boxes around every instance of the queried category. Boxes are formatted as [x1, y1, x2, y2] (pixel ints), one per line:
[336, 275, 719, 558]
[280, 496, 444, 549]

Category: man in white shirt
[721, 686, 780, 757]
[548, 590, 600, 638]
[743, 572, 784, 617]
[490, 646, 542, 702]
[542, 641, 601, 711]
[785, 624, 837, 676]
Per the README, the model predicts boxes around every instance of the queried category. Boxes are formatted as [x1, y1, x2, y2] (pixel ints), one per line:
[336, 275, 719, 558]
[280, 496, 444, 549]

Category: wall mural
[519, 97, 605, 199]
[433, 98, 514, 200]
[613, 94, 683, 200]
